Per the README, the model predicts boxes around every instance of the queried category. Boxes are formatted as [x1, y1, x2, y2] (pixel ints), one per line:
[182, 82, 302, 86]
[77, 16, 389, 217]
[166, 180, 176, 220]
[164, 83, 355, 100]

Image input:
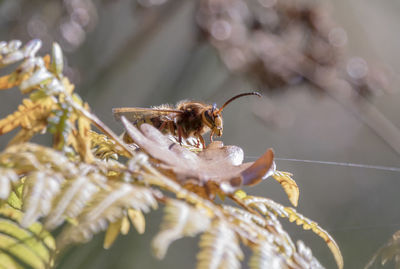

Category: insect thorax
[176, 102, 211, 136]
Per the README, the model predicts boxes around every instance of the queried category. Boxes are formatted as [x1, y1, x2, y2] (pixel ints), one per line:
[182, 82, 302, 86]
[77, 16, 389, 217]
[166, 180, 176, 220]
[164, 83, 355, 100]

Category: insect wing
[112, 107, 182, 124]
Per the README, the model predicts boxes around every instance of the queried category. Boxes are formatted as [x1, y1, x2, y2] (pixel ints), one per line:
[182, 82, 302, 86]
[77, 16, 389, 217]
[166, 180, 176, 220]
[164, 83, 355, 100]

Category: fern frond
[152, 200, 211, 259]
[57, 182, 157, 247]
[271, 171, 299, 207]
[0, 168, 18, 200]
[292, 241, 325, 269]
[88, 130, 126, 160]
[237, 193, 343, 269]
[74, 103, 95, 162]
[127, 209, 145, 234]
[197, 220, 243, 269]
[365, 230, 400, 269]
[283, 207, 343, 269]
[44, 173, 105, 230]
[22, 171, 64, 227]
[0, 143, 78, 177]
[0, 207, 55, 269]
[0, 40, 42, 67]
[103, 218, 125, 249]
[222, 204, 295, 257]
[7, 124, 46, 146]
[0, 97, 55, 135]
[248, 240, 288, 269]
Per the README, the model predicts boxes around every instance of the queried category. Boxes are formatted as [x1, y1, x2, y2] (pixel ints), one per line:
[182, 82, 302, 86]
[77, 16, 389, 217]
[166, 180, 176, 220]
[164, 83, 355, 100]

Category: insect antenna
[216, 91, 262, 114]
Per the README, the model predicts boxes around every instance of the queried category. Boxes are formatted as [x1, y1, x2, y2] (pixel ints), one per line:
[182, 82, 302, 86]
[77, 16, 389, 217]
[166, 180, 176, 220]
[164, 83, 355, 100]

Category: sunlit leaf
[103, 218, 123, 249]
[0, 207, 55, 269]
[197, 220, 243, 269]
[152, 200, 210, 259]
[271, 171, 299, 207]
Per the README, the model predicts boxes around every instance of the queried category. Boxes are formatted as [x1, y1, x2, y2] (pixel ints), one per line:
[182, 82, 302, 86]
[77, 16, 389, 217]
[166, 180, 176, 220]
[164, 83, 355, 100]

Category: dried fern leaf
[58, 182, 157, 246]
[128, 209, 145, 234]
[292, 241, 325, 269]
[222, 204, 295, 258]
[88, 130, 125, 160]
[75, 103, 95, 162]
[365, 230, 400, 269]
[1, 143, 78, 177]
[103, 214, 132, 249]
[7, 125, 44, 146]
[239, 193, 342, 268]
[103, 218, 124, 249]
[283, 207, 343, 269]
[44, 173, 105, 230]
[0, 97, 55, 135]
[152, 200, 211, 259]
[19, 68, 53, 93]
[0, 207, 55, 269]
[0, 168, 18, 200]
[0, 73, 29, 90]
[22, 171, 64, 227]
[249, 240, 289, 269]
[197, 220, 243, 269]
[120, 215, 130, 234]
[271, 171, 299, 207]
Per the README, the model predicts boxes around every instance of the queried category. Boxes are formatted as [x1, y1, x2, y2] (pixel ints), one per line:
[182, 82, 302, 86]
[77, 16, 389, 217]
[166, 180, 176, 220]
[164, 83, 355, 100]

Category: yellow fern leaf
[102, 215, 131, 249]
[88, 130, 128, 159]
[103, 218, 123, 249]
[73, 103, 95, 162]
[0, 73, 30, 90]
[284, 207, 343, 269]
[238, 193, 342, 269]
[271, 171, 299, 207]
[0, 97, 55, 135]
[128, 209, 145, 234]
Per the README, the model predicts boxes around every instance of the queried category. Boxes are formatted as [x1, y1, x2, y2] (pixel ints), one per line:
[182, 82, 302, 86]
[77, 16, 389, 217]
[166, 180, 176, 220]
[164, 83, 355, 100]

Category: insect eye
[204, 110, 214, 124]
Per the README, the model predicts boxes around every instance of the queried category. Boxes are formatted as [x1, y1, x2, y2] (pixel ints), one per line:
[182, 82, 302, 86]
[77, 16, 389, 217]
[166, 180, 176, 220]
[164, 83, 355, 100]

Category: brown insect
[113, 92, 261, 148]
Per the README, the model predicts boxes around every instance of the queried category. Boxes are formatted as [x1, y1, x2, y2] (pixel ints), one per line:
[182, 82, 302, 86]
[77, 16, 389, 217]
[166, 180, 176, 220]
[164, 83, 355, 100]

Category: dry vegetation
[0, 39, 345, 268]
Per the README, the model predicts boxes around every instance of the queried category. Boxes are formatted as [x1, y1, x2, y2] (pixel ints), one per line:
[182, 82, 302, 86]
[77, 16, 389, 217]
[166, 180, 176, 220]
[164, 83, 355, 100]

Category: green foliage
[0, 39, 343, 269]
[0, 207, 55, 269]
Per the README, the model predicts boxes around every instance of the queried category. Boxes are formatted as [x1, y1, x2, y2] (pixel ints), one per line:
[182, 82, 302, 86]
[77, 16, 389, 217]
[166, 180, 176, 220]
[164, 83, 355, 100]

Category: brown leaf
[121, 117, 275, 195]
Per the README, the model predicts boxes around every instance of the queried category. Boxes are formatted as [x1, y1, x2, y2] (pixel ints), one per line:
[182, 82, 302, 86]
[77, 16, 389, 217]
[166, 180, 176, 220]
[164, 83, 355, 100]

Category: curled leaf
[121, 119, 275, 197]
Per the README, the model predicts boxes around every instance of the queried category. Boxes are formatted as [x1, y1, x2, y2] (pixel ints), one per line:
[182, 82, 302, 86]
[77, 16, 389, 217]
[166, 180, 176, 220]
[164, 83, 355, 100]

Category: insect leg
[198, 134, 206, 149]
[158, 121, 167, 132]
[167, 121, 175, 134]
[209, 130, 214, 142]
[177, 125, 183, 145]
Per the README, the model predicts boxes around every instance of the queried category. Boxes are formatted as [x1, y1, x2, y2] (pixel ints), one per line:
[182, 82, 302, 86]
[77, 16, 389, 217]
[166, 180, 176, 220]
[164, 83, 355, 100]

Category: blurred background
[1, 0, 400, 268]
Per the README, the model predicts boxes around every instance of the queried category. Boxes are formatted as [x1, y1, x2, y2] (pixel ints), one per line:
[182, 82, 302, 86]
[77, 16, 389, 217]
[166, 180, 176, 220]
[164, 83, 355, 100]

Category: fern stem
[67, 99, 134, 157]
